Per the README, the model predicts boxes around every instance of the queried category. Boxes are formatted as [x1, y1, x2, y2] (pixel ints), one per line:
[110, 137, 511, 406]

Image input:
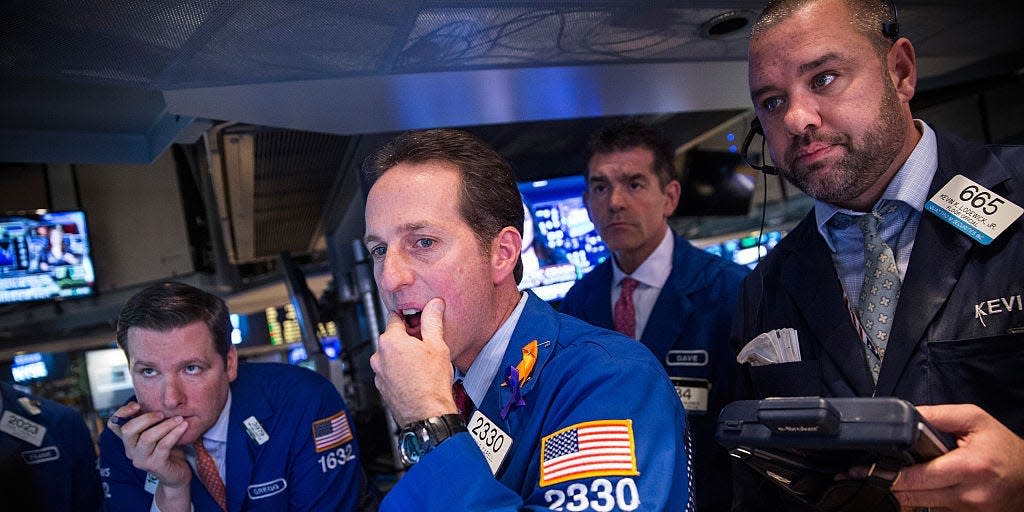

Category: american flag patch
[539, 419, 638, 486]
[312, 411, 353, 453]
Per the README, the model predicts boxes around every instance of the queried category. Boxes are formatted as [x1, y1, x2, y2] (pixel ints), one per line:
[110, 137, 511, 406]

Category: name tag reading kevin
[925, 174, 1023, 245]
[468, 410, 513, 475]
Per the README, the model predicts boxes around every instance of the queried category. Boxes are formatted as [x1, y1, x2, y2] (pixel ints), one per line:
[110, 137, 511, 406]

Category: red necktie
[452, 379, 475, 422]
[194, 440, 227, 511]
[614, 277, 639, 338]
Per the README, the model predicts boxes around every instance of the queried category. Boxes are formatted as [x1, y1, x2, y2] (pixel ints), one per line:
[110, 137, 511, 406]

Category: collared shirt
[457, 292, 530, 406]
[816, 120, 939, 308]
[610, 226, 674, 339]
[152, 392, 232, 512]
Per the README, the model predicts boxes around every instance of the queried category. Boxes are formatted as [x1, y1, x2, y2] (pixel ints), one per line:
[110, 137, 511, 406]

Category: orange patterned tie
[194, 440, 227, 511]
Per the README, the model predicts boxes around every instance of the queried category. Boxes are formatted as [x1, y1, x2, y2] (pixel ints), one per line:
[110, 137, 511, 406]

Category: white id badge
[1, 410, 46, 447]
[925, 174, 1023, 245]
[467, 410, 513, 475]
[671, 378, 710, 414]
[144, 472, 160, 494]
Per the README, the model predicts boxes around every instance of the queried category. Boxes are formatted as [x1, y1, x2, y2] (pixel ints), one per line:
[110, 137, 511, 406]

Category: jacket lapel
[581, 262, 614, 330]
[640, 236, 691, 359]
[780, 216, 875, 395]
[225, 368, 274, 511]
[876, 132, 1011, 395]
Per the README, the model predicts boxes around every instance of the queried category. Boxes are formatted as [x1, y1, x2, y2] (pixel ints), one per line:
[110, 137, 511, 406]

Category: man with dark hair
[99, 281, 369, 512]
[1, 381, 103, 511]
[561, 120, 749, 511]
[363, 128, 691, 510]
[735, 0, 1024, 510]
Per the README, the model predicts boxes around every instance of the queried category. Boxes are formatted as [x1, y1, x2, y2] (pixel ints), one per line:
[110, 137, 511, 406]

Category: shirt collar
[611, 225, 674, 288]
[204, 390, 231, 444]
[815, 120, 938, 251]
[458, 292, 530, 406]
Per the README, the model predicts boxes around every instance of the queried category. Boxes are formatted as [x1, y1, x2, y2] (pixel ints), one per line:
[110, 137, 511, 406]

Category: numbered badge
[1, 410, 46, 447]
[670, 377, 710, 415]
[925, 174, 1023, 245]
[468, 410, 513, 475]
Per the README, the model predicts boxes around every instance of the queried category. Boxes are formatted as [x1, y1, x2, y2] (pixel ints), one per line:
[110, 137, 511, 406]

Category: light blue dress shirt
[815, 120, 939, 309]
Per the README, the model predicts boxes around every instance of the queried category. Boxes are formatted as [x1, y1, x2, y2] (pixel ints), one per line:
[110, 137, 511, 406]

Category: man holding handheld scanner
[733, 0, 1024, 510]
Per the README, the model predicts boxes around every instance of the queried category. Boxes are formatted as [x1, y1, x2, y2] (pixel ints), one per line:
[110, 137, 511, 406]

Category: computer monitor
[698, 230, 787, 269]
[677, 150, 757, 217]
[0, 210, 97, 305]
[8, 352, 68, 384]
[85, 347, 135, 411]
[518, 175, 610, 302]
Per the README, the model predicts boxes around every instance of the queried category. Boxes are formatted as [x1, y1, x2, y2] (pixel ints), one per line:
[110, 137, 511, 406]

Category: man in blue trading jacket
[734, 0, 1024, 510]
[99, 282, 369, 511]
[1, 380, 102, 511]
[561, 121, 749, 511]
[363, 128, 690, 510]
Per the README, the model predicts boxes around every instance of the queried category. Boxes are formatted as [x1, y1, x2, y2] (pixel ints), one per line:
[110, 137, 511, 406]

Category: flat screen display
[85, 347, 135, 411]
[0, 210, 96, 304]
[518, 175, 610, 302]
[677, 150, 757, 217]
[698, 230, 787, 269]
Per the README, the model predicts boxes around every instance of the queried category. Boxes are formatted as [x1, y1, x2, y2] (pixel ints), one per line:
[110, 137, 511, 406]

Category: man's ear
[662, 179, 681, 218]
[888, 37, 917, 104]
[491, 226, 522, 285]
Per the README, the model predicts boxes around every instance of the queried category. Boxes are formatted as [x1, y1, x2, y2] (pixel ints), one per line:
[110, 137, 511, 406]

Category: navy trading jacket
[100, 363, 364, 511]
[561, 233, 748, 511]
[731, 130, 1024, 510]
[1, 381, 102, 511]
[382, 291, 691, 511]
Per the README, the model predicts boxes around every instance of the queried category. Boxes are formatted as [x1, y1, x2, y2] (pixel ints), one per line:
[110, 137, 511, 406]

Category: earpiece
[882, 0, 900, 43]
[741, 118, 782, 176]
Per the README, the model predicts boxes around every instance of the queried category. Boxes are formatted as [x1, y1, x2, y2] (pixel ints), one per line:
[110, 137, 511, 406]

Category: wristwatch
[399, 413, 467, 466]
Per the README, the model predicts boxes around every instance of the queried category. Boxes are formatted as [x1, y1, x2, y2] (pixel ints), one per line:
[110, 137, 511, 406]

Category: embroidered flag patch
[539, 419, 638, 486]
[312, 411, 353, 453]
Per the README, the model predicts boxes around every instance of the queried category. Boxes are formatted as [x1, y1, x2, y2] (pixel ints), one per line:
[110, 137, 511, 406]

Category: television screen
[518, 175, 610, 302]
[697, 230, 787, 269]
[0, 210, 96, 305]
[85, 347, 135, 411]
[677, 150, 757, 216]
[8, 352, 68, 384]
[230, 311, 272, 348]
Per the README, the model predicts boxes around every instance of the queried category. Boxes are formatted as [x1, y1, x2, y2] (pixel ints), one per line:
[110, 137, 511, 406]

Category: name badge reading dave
[925, 174, 1023, 245]
[468, 410, 513, 475]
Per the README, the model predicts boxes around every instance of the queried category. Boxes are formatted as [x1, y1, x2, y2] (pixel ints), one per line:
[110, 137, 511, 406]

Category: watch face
[400, 431, 423, 465]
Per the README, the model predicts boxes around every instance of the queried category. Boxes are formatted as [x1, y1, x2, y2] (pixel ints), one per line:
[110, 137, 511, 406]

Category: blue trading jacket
[561, 233, 749, 511]
[1, 381, 102, 512]
[100, 363, 363, 511]
[383, 292, 691, 511]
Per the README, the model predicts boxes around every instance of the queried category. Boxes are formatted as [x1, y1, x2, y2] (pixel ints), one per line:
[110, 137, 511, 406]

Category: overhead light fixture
[701, 10, 757, 40]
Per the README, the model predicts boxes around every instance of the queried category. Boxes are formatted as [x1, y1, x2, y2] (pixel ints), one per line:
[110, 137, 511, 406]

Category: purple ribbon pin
[500, 365, 526, 419]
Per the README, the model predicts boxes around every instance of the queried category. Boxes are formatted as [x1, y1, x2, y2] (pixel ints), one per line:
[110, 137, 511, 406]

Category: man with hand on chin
[99, 281, 370, 511]
[364, 128, 690, 510]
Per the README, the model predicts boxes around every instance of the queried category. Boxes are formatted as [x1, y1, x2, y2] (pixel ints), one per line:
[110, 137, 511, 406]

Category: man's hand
[370, 297, 458, 426]
[891, 404, 1024, 512]
[107, 401, 192, 494]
